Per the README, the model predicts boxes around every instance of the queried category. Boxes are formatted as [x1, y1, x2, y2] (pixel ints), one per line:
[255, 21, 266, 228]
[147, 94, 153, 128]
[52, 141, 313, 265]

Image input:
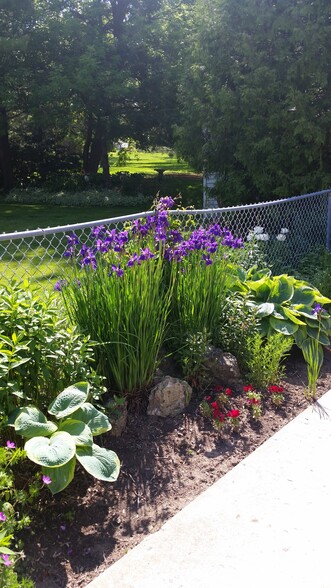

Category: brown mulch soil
[21, 348, 331, 588]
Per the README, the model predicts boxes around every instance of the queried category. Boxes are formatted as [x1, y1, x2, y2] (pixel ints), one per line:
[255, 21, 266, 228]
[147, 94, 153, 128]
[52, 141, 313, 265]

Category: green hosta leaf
[246, 277, 272, 301]
[256, 302, 275, 317]
[14, 407, 58, 439]
[58, 419, 93, 446]
[70, 403, 112, 436]
[42, 457, 76, 494]
[306, 326, 330, 346]
[76, 444, 120, 482]
[282, 307, 306, 325]
[291, 287, 316, 306]
[48, 382, 89, 419]
[25, 432, 75, 467]
[269, 316, 298, 335]
[269, 275, 294, 304]
[294, 327, 307, 348]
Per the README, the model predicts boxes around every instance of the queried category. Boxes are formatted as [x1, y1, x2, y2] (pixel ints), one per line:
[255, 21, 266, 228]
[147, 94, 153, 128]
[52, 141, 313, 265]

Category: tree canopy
[176, 0, 331, 203]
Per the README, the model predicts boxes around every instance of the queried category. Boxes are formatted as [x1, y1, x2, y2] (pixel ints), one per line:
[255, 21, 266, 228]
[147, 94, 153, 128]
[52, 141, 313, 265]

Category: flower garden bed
[21, 348, 331, 588]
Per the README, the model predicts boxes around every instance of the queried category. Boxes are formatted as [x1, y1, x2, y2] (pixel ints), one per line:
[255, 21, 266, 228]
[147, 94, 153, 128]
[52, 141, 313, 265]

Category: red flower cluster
[214, 385, 232, 396]
[226, 409, 240, 418]
[210, 401, 225, 422]
[243, 385, 254, 392]
[247, 397, 260, 405]
[268, 385, 284, 393]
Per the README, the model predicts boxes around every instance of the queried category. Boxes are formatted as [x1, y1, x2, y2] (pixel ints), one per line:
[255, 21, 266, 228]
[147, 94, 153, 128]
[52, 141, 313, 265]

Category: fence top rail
[0, 188, 330, 242]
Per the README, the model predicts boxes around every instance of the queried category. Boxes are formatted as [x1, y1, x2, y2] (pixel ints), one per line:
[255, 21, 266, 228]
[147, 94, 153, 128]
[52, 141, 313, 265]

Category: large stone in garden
[147, 376, 192, 418]
[203, 346, 243, 390]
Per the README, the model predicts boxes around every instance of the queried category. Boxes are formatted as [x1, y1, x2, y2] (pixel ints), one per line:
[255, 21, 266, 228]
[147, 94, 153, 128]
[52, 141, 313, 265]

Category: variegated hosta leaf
[14, 406, 58, 438]
[25, 431, 75, 467]
[48, 382, 89, 419]
[76, 444, 120, 482]
[70, 403, 112, 436]
[58, 419, 93, 446]
[42, 457, 76, 494]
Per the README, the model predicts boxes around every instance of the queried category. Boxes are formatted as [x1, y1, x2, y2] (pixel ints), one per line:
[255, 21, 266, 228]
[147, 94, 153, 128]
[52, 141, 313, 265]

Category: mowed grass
[109, 150, 197, 174]
[0, 203, 147, 291]
[0, 151, 202, 290]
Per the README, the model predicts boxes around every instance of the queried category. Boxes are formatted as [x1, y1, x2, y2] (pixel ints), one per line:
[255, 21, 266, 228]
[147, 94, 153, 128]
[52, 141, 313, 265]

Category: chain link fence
[0, 189, 330, 289]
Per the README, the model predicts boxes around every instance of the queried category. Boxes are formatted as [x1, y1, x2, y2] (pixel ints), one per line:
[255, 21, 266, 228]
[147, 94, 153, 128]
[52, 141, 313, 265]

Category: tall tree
[176, 0, 331, 203]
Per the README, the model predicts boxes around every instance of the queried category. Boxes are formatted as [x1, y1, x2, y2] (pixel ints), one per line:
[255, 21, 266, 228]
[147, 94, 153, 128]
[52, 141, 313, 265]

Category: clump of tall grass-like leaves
[59, 200, 179, 395]
[59, 197, 250, 394]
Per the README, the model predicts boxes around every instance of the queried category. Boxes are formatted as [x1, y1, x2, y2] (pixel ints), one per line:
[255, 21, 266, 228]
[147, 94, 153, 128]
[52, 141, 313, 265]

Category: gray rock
[203, 346, 243, 390]
[147, 376, 192, 418]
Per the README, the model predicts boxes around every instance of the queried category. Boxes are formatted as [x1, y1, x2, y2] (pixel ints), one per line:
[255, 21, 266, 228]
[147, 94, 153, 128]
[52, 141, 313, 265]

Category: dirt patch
[22, 348, 331, 588]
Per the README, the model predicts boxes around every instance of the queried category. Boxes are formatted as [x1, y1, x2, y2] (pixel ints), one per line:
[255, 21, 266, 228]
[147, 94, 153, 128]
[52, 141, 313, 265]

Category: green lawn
[0, 203, 146, 290]
[109, 150, 197, 175]
[0, 203, 145, 234]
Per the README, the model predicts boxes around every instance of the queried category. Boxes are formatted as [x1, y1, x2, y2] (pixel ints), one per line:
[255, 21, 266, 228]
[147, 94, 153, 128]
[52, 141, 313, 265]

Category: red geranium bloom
[225, 388, 232, 396]
[247, 398, 260, 405]
[210, 401, 218, 410]
[243, 385, 254, 392]
[214, 385, 223, 392]
[206, 396, 211, 401]
[227, 409, 240, 418]
[268, 385, 284, 393]
[217, 413, 225, 422]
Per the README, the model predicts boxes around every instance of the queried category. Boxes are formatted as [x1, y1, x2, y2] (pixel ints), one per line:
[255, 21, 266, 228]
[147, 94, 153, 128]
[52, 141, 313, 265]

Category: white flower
[253, 226, 264, 234]
[276, 234, 286, 241]
[246, 232, 254, 241]
[256, 233, 269, 241]
[280, 228, 289, 234]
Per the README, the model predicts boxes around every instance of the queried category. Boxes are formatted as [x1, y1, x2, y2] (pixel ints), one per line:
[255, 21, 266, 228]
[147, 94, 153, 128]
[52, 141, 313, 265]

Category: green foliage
[179, 329, 211, 385]
[245, 332, 293, 391]
[0, 280, 104, 419]
[217, 294, 260, 369]
[0, 445, 36, 587]
[11, 383, 120, 495]
[177, 0, 331, 202]
[61, 244, 176, 395]
[295, 247, 331, 299]
[234, 267, 331, 396]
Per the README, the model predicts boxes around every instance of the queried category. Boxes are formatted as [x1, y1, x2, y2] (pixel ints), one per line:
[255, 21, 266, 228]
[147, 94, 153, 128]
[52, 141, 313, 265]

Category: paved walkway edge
[86, 390, 331, 588]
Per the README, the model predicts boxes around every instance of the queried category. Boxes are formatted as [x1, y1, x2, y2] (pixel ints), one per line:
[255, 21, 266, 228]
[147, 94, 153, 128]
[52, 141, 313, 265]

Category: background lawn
[108, 150, 197, 175]
[0, 151, 202, 289]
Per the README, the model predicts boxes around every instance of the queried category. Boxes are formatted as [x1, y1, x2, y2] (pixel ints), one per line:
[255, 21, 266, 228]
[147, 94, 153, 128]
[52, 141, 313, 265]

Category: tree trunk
[82, 115, 93, 172]
[86, 117, 103, 174]
[101, 136, 110, 185]
[0, 106, 14, 192]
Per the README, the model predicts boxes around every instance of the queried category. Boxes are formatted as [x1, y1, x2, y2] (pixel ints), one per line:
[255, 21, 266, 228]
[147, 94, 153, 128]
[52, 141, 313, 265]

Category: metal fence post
[326, 192, 331, 252]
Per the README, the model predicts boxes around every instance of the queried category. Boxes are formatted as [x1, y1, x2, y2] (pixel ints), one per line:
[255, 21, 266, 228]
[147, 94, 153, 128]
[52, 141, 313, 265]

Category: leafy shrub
[234, 267, 331, 397]
[0, 280, 104, 420]
[5, 188, 152, 208]
[244, 332, 293, 390]
[217, 293, 260, 369]
[10, 382, 120, 495]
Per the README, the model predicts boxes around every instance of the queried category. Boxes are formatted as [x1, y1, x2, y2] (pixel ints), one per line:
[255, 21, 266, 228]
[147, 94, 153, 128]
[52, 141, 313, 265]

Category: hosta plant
[234, 267, 331, 397]
[9, 383, 120, 495]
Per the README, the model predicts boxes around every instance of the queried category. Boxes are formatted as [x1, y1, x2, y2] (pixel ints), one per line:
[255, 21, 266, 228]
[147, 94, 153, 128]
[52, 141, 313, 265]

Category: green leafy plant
[9, 383, 120, 495]
[234, 268, 331, 397]
[0, 280, 105, 419]
[245, 332, 293, 390]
